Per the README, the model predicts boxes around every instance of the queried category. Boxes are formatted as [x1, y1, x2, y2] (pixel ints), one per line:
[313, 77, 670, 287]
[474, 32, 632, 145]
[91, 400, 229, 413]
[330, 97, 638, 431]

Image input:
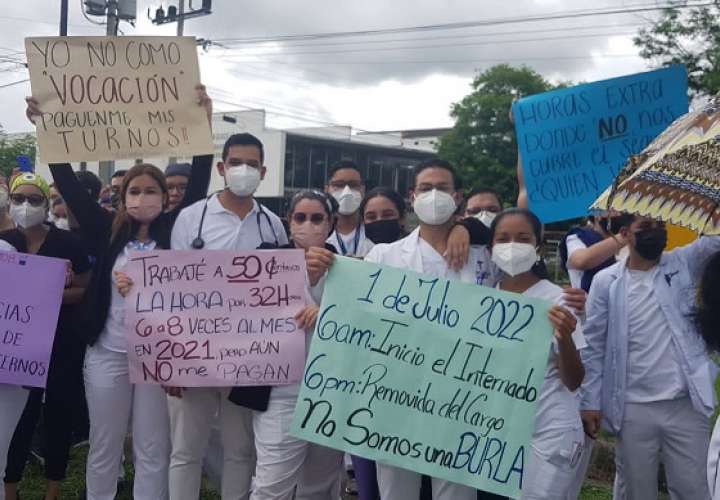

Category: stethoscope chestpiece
[191, 237, 205, 250]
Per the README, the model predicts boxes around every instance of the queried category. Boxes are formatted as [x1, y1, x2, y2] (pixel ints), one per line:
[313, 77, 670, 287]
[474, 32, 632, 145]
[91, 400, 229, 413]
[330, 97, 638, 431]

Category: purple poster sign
[124, 249, 309, 387]
[0, 251, 66, 387]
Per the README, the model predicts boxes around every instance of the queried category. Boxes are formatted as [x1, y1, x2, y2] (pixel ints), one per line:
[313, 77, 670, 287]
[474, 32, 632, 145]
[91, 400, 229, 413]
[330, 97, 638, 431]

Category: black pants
[4, 339, 85, 483]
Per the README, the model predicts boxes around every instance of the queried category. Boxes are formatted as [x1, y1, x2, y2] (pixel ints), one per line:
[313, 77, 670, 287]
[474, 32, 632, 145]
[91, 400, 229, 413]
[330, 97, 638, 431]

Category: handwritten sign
[25, 36, 214, 163]
[0, 251, 66, 387]
[124, 250, 308, 387]
[513, 65, 688, 223]
[290, 257, 553, 498]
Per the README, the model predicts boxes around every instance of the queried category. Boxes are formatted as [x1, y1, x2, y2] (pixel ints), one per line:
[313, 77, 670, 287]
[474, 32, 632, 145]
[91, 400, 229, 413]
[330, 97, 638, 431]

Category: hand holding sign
[512, 65, 689, 222]
[124, 249, 309, 387]
[24, 36, 215, 163]
[291, 257, 555, 498]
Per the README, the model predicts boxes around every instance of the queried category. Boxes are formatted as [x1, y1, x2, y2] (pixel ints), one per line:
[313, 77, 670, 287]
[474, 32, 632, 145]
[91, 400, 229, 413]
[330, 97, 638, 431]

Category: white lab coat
[364, 227, 500, 287]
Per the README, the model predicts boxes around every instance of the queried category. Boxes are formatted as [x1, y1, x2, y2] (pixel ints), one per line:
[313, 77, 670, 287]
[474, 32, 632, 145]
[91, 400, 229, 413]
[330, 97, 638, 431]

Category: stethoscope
[335, 227, 361, 256]
[191, 193, 280, 250]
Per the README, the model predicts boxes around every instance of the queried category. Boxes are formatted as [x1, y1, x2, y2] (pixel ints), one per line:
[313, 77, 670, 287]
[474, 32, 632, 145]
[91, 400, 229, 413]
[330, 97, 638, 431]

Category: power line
[212, 1, 713, 45]
[0, 78, 30, 89]
[215, 53, 642, 65]
[216, 21, 647, 50]
[219, 30, 639, 58]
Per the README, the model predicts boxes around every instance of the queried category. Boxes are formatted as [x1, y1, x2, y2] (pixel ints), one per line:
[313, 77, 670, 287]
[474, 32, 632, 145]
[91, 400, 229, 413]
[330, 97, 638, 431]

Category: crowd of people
[0, 86, 719, 500]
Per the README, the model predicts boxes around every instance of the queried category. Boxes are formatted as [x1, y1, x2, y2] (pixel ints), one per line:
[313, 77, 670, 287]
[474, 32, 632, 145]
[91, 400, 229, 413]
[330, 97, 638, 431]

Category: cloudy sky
[0, 0, 687, 134]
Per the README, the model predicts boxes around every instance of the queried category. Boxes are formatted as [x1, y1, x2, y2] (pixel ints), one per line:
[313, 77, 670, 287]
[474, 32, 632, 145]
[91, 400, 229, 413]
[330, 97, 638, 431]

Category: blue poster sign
[512, 65, 688, 223]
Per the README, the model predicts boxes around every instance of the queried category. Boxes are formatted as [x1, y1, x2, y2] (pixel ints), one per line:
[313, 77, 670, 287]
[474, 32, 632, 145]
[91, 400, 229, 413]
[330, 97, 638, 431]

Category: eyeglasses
[11, 193, 46, 207]
[167, 184, 188, 193]
[329, 181, 363, 190]
[292, 213, 326, 225]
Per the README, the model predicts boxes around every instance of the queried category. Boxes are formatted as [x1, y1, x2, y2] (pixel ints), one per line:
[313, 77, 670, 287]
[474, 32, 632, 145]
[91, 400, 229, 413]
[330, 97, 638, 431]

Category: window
[293, 143, 310, 188]
[310, 146, 327, 189]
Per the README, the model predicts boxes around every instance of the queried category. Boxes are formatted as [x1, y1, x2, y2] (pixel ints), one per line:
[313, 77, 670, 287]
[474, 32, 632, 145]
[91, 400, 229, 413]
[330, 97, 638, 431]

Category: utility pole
[177, 0, 185, 36]
[106, 0, 119, 36]
[59, 0, 69, 35]
[103, 0, 119, 181]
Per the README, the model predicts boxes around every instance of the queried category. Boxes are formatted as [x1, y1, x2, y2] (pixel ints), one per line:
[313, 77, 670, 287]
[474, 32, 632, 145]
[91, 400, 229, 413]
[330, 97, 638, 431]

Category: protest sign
[290, 257, 553, 498]
[25, 36, 214, 163]
[124, 249, 308, 387]
[0, 251, 66, 388]
[513, 65, 688, 223]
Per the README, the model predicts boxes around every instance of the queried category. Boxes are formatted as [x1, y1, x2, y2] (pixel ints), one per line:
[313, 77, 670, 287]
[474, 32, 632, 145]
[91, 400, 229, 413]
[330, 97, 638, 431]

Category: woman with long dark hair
[25, 87, 213, 500]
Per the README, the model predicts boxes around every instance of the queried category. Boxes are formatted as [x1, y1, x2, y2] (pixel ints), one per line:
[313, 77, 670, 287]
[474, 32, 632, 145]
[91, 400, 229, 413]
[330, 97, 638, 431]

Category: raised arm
[49, 163, 111, 244]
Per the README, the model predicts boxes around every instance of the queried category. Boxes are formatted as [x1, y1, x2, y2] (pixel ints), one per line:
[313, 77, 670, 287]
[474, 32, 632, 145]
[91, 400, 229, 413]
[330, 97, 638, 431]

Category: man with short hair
[464, 187, 503, 227]
[109, 170, 126, 210]
[582, 214, 720, 500]
[169, 133, 291, 500]
[309, 158, 497, 500]
[165, 163, 192, 212]
[325, 160, 374, 257]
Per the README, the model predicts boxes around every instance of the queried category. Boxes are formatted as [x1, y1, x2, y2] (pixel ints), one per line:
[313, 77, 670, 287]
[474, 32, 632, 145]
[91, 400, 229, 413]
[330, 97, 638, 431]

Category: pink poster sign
[0, 251, 66, 388]
[124, 249, 309, 387]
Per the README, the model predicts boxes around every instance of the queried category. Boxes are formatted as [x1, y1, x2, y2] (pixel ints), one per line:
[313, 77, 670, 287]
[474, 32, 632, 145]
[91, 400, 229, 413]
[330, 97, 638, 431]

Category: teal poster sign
[291, 257, 554, 498]
[513, 65, 688, 223]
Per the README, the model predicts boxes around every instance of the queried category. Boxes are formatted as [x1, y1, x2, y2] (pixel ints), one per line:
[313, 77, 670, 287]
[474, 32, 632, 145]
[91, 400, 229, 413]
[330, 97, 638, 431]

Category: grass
[16, 445, 220, 500]
[15, 445, 614, 500]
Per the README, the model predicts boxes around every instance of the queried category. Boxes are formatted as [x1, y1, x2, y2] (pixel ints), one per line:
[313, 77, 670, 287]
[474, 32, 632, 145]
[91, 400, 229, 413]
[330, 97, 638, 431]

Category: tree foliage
[0, 130, 36, 179]
[633, 2, 720, 96]
[438, 64, 553, 205]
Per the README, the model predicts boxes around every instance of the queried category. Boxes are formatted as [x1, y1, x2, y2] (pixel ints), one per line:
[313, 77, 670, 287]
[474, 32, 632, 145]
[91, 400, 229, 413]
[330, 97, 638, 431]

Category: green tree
[633, 2, 720, 96]
[0, 130, 36, 178]
[438, 64, 553, 205]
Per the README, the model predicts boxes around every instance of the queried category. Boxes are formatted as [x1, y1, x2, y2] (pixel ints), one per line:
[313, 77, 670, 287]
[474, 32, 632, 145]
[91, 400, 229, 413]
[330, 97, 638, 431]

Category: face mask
[474, 210, 497, 228]
[633, 227, 667, 260]
[0, 188, 8, 210]
[55, 217, 70, 231]
[126, 194, 163, 224]
[226, 164, 261, 197]
[365, 219, 402, 244]
[332, 186, 362, 216]
[291, 221, 329, 250]
[492, 242, 538, 277]
[10, 202, 47, 229]
[413, 189, 456, 225]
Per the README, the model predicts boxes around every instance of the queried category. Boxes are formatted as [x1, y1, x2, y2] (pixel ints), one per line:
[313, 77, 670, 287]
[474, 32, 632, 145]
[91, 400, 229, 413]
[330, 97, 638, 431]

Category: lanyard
[336, 227, 361, 256]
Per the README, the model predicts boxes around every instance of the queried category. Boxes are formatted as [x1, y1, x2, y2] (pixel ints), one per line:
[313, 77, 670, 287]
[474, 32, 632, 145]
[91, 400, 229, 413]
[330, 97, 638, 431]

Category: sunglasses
[292, 213, 326, 225]
[11, 193, 46, 207]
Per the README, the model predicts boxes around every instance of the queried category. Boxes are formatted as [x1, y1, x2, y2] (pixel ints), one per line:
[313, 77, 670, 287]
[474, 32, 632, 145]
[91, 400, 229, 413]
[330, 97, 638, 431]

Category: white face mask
[54, 217, 70, 230]
[10, 201, 47, 229]
[331, 185, 362, 215]
[225, 164, 261, 197]
[0, 188, 8, 210]
[413, 189, 457, 225]
[491, 242, 538, 277]
[474, 210, 497, 228]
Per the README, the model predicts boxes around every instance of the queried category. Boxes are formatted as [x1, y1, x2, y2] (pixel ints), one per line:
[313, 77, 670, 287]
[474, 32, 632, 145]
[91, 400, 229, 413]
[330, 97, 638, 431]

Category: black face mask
[634, 227, 667, 260]
[365, 219, 402, 244]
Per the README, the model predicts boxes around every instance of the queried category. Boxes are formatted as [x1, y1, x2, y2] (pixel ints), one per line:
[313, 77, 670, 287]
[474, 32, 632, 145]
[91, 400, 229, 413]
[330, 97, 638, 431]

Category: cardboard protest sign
[290, 257, 553, 498]
[124, 249, 308, 387]
[25, 36, 214, 163]
[0, 251, 66, 387]
[513, 65, 688, 223]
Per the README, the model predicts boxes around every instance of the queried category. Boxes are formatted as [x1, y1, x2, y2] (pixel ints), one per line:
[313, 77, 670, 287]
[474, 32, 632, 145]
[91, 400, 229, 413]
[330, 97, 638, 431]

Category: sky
[0, 0, 686, 134]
